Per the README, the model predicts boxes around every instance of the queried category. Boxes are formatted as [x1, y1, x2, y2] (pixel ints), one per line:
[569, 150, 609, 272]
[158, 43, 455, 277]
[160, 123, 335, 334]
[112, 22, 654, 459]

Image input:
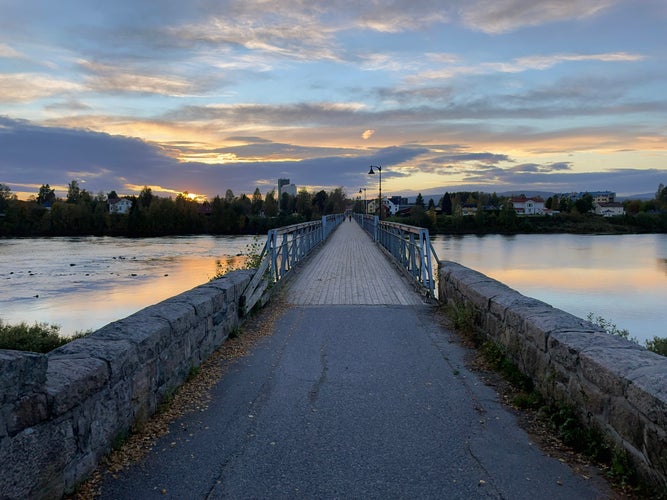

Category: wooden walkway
[285, 219, 424, 306]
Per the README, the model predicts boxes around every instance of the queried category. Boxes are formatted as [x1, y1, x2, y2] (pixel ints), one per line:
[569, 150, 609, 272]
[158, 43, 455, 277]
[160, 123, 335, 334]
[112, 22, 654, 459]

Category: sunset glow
[1, 1, 665, 200]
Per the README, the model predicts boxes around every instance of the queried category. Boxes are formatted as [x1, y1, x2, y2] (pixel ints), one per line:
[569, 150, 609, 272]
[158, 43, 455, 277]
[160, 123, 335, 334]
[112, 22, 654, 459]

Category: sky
[1, 0, 666, 202]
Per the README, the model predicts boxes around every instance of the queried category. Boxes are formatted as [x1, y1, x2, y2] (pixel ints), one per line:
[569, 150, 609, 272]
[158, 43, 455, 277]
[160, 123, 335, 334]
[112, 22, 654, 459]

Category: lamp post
[358, 188, 367, 214]
[368, 165, 382, 219]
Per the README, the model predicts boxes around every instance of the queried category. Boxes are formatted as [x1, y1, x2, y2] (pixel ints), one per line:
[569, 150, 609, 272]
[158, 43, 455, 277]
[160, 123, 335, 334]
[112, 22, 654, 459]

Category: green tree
[251, 187, 263, 215]
[326, 187, 346, 214]
[441, 192, 452, 215]
[37, 184, 56, 205]
[138, 186, 153, 208]
[312, 190, 328, 215]
[574, 194, 594, 214]
[499, 199, 517, 230]
[264, 190, 278, 217]
[295, 189, 313, 218]
[415, 193, 425, 207]
[656, 183, 667, 210]
[559, 197, 571, 213]
[0, 184, 16, 213]
[66, 179, 81, 203]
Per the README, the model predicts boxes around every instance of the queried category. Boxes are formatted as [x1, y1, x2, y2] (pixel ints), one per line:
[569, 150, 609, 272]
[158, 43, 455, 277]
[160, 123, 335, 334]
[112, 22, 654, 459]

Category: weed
[445, 301, 476, 339]
[186, 365, 201, 382]
[111, 429, 129, 451]
[228, 327, 242, 339]
[211, 236, 266, 280]
[588, 312, 667, 358]
[512, 390, 543, 410]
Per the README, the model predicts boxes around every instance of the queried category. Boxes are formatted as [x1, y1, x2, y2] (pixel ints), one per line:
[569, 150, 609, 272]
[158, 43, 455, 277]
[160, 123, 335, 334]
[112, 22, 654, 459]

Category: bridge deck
[286, 219, 424, 305]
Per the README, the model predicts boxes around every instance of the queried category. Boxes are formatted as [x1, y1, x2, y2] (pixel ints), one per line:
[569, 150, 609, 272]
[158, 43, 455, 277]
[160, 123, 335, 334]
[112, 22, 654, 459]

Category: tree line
[0, 181, 348, 237]
[382, 186, 667, 234]
[2, 181, 666, 237]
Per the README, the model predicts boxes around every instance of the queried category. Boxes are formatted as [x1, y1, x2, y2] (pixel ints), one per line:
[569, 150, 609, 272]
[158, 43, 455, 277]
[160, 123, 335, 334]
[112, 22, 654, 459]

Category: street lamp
[368, 165, 382, 219]
[359, 188, 367, 214]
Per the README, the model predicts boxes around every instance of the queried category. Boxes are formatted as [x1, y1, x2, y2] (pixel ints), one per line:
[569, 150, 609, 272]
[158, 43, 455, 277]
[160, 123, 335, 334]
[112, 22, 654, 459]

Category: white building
[510, 197, 545, 215]
[108, 198, 133, 215]
[366, 198, 398, 216]
[594, 202, 625, 217]
[278, 178, 297, 198]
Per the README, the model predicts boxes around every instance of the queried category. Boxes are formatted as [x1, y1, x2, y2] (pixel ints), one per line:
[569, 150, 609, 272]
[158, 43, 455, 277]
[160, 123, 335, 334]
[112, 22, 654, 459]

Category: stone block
[0, 350, 47, 404]
[145, 299, 198, 340]
[91, 316, 172, 363]
[579, 341, 652, 397]
[49, 337, 138, 386]
[626, 362, 667, 430]
[45, 357, 109, 416]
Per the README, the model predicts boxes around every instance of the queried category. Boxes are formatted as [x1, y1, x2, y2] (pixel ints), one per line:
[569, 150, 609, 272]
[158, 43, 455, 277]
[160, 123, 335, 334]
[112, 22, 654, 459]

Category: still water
[1, 233, 665, 344]
[431, 233, 667, 344]
[0, 235, 256, 337]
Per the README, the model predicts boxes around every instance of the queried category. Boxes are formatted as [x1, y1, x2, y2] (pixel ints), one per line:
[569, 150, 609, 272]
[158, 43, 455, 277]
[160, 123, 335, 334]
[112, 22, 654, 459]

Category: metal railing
[355, 214, 439, 299]
[240, 214, 345, 315]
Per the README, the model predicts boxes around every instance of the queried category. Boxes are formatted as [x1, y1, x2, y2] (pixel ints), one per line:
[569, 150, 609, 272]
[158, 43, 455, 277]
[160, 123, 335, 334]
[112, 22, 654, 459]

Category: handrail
[355, 214, 439, 299]
[239, 214, 346, 315]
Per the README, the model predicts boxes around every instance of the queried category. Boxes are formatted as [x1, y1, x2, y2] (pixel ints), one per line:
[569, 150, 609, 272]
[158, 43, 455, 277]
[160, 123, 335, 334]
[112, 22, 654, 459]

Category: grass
[0, 319, 89, 353]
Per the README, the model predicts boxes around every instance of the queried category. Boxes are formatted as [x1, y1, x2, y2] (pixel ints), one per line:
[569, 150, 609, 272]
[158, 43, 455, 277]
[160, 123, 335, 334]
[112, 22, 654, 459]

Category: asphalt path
[100, 304, 610, 499]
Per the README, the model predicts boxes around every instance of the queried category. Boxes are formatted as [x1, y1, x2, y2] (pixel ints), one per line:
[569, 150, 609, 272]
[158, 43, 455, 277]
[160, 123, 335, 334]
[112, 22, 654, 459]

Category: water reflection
[432, 233, 667, 343]
[0, 235, 255, 336]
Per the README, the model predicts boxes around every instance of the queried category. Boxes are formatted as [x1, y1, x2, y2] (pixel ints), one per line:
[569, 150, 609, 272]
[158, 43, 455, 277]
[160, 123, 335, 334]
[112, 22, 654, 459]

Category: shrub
[645, 336, 667, 357]
[0, 320, 89, 353]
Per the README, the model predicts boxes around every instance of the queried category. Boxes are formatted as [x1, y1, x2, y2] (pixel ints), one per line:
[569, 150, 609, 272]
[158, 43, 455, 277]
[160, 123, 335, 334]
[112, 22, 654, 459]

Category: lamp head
[368, 166, 375, 175]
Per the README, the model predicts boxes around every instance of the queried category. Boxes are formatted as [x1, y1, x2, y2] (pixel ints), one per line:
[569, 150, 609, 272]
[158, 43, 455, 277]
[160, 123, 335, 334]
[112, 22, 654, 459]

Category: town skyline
[1, 1, 666, 201]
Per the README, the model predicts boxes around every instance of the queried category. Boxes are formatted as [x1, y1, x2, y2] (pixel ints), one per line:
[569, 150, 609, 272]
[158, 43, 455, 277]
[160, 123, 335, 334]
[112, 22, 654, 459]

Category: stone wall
[0, 270, 253, 499]
[438, 261, 667, 489]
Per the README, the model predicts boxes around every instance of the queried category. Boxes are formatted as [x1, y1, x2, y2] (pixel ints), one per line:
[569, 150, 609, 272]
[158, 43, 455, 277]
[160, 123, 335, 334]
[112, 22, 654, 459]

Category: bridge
[96, 217, 609, 499]
[1, 215, 665, 498]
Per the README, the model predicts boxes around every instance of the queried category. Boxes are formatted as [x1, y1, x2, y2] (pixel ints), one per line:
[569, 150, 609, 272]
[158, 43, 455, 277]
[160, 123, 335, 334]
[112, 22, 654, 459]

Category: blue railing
[355, 214, 439, 299]
[240, 214, 345, 315]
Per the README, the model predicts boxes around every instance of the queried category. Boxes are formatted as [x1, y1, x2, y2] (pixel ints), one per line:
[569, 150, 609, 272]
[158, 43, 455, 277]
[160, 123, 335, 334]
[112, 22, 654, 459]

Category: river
[0, 235, 256, 337]
[1, 233, 665, 344]
[431, 233, 667, 344]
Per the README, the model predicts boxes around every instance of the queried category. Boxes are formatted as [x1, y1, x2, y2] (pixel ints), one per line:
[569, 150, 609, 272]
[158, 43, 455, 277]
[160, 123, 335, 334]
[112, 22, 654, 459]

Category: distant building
[389, 195, 408, 206]
[511, 196, 545, 215]
[367, 197, 398, 216]
[562, 191, 616, 203]
[278, 178, 296, 198]
[594, 202, 625, 217]
[108, 198, 133, 215]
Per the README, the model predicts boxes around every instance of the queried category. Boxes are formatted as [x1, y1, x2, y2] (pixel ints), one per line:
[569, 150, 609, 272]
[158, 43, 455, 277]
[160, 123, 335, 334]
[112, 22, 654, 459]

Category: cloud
[0, 43, 23, 59]
[460, 0, 620, 34]
[1, 116, 664, 201]
[362, 129, 375, 140]
[0, 74, 83, 103]
[413, 51, 644, 81]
